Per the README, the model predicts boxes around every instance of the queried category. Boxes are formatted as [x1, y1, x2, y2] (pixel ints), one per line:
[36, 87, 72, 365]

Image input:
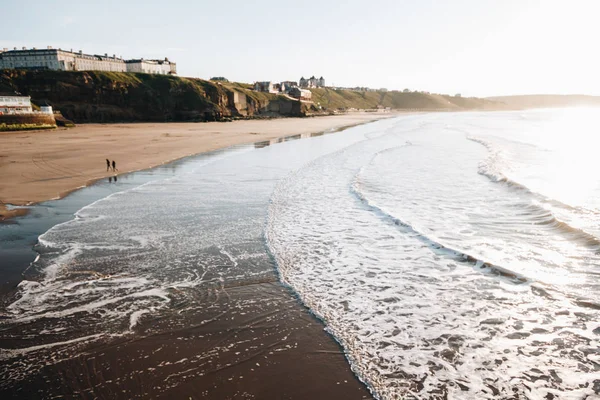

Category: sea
[1, 109, 599, 399]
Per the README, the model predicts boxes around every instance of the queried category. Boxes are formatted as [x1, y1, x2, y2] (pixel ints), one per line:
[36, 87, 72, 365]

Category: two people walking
[106, 159, 118, 172]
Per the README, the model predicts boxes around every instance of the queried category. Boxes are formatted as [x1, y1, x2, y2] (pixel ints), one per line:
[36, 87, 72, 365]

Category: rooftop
[0, 47, 124, 61]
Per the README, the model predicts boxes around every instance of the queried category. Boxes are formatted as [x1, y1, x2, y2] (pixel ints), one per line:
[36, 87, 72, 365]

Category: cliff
[0, 70, 503, 124]
[0, 70, 305, 123]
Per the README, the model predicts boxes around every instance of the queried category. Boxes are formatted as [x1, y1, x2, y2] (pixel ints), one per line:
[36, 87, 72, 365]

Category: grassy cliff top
[309, 87, 502, 111]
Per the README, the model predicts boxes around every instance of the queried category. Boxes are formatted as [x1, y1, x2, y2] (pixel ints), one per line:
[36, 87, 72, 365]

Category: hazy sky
[2, 0, 599, 97]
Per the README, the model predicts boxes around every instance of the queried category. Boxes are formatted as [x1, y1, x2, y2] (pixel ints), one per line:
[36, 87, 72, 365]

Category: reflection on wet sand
[255, 130, 335, 149]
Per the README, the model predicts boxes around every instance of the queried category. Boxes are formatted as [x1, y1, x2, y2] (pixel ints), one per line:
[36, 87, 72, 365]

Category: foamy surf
[267, 110, 600, 399]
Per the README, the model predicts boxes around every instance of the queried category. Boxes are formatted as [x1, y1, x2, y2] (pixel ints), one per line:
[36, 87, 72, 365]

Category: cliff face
[0, 70, 305, 123]
[0, 70, 503, 124]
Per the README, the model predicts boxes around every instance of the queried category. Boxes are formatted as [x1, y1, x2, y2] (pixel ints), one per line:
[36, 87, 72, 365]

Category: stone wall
[0, 113, 56, 127]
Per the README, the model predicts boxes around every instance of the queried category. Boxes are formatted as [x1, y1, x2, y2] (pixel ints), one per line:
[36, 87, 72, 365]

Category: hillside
[310, 88, 503, 111]
[0, 70, 305, 123]
[1, 70, 504, 124]
[488, 94, 600, 109]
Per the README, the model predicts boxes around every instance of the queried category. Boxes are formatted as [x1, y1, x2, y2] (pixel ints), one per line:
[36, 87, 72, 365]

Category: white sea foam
[0, 334, 105, 360]
[267, 111, 600, 399]
[129, 309, 151, 330]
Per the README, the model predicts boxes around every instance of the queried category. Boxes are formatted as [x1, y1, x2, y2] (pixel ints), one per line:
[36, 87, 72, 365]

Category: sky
[2, 0, 599, 97]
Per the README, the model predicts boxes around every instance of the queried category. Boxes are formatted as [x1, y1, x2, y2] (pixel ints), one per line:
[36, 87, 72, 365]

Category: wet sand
[1, 281, 372, 399]
[0, 112, 396, 220]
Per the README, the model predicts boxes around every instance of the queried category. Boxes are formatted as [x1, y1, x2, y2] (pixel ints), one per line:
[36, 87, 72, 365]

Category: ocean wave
[265, 112, 600, 399]
[467, 135, 567, 203]
[267, 156, 598, 399]
[467, 135, 600, 249]
[350, 168, 530, 284]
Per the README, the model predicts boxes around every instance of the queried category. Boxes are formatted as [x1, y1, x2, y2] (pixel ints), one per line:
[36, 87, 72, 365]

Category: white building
[125, 58, 177, 75]
[40, 105, 53, 114]
[0, 47, 127, 72]
[0, 47, 177, 75]
[0, 95, 33, 114]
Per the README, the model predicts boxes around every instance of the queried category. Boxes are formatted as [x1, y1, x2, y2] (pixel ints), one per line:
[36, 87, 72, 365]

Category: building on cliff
[253, 80, 314, 101]
[288, 87, 312, 101]
[253, 81, 278, 93]
[0, 47, 176, 75]
[125, 58, 176, 75]
[299, 76, 325, 89]
[0, 94, 33, 114]
[280, 81, 298, 92]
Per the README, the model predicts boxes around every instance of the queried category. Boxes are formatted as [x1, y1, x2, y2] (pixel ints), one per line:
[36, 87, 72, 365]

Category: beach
[2, 110, 599, 399]
[0, 112, 395, 221]
[0, 114, 395, 399]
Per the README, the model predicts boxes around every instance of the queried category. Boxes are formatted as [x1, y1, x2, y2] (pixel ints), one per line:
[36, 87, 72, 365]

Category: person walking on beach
[112, 160, 117, 172]
[106, 159, 110, 171]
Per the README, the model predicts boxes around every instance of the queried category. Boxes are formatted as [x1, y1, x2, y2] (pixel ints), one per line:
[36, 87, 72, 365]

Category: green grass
[310, 88, 382, 110]
[309, 88, 495, 111]
[89, 71, 143, 85]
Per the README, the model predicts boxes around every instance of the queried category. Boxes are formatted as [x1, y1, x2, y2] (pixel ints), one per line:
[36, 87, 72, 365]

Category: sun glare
[518, 108, 600, 207]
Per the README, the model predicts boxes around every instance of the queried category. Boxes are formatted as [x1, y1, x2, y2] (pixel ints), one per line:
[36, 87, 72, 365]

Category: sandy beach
[0, 112, 396, 221]
[0, 115, 395, 398]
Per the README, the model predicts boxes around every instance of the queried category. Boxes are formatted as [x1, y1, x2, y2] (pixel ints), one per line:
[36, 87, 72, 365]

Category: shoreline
[0, 112, 403, 222]
[0, 116, 395, 399]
